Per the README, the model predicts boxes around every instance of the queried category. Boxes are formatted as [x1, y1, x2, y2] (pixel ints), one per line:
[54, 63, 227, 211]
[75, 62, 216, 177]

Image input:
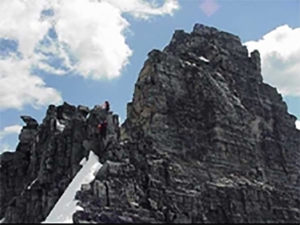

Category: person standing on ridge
[103, 101, 110, 112]
[98, 120, 107, 138]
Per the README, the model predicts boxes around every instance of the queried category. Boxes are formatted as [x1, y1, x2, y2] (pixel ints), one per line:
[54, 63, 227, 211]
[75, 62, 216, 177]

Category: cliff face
[76, 24, 300, 223]
[0, 24, 299, 223]
[0, 103, 120, 223]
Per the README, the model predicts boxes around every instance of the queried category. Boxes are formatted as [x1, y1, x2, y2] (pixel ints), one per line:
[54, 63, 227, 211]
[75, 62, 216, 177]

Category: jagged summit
[120, 23, 300, 222]
[1, 24, 299, 223]
[0, 102, 120, 223]
[122, 24, 297, 150]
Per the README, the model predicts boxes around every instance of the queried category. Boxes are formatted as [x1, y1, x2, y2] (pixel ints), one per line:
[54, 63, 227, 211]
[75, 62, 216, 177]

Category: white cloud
[0, 0, 51, 58]
[0, 0, 62, 110]
[0, 124, 21, 154]
[52, 0, 132, 79]
[103, 0, 179, 19]
[0, 125, 22, 154]
[0, 124, 22, 140]
[245, 25, 300, 96]
[49, 0, 179, 79]
[296, 120, 300, 130]
[0, 58, 62, 110]
[0, 0, 179, 110]
[0, 143, 15, 154]
[35, 28, 76, 76]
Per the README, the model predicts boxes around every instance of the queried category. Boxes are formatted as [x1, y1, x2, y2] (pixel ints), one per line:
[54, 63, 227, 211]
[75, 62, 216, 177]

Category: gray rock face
[0, 102, 120, 223]
[0, 24, 299, 223]
[75, 24, 299, 223]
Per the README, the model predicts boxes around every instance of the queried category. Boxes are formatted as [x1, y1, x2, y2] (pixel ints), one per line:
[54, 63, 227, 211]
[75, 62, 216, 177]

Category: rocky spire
[118, 24, 299, 223]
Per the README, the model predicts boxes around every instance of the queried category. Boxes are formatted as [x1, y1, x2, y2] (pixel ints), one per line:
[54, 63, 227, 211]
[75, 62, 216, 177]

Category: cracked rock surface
[1, 24, 299, 223]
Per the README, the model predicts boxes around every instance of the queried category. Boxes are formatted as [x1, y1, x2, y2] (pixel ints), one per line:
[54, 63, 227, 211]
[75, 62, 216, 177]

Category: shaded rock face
[74, 24, 300, 223]
[1, 24, 299, 223]
[0, 102, 120, 223]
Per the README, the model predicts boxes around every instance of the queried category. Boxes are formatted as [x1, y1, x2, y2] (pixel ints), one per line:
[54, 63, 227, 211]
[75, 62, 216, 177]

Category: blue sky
[0, 0, 299, 153]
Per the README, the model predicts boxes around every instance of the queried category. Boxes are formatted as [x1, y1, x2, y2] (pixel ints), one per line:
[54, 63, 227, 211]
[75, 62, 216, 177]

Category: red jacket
[98, 121, 107, 132]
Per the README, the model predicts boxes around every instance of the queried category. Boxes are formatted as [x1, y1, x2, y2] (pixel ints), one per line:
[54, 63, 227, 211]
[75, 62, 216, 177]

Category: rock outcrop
[74, 24, 300, 223]
[1, 24, 299, 223]
[0, 103, 120, 223]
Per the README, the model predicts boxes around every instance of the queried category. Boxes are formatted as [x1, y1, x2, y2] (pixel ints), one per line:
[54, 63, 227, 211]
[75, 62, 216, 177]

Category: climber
[97, 120, 107, 138]
[102, 100, 110, 112]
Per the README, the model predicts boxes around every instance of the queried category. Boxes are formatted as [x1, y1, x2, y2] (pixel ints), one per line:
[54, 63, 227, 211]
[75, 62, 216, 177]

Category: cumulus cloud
[47, 0, 179, 79]
[0, 58, 62, 110]
[245, 25, 300, 96]
[52, 0, 132, 79]
[0, 143, 15, 154]
[0, 0, 51, 58]
[0, 124, 22, 140]
[0, 0, 62, 110]
[0, 124, 22, 154]
[104, 0, 179, 19]
[0, 0, 179, 110]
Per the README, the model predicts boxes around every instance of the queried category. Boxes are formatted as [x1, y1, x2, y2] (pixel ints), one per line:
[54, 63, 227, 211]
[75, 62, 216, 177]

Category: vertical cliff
[75, 24, 299, 223]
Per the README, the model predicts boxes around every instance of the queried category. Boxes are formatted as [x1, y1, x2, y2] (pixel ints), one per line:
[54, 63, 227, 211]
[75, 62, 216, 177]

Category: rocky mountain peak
[1, 24, 299, 223]
[119, 23, 299, 222]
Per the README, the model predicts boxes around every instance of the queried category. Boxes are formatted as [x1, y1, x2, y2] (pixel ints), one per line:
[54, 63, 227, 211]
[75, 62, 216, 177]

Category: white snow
[56, 120, 66, 132]
[184, 60, 192, 66]
[0, 218, 5, 223]
[184, 60, 196, 66]
[27, 178, 37, 190]
[296, 120, 300, 130]
[199, 56, 210, 63]
[43, 151, 102, 223]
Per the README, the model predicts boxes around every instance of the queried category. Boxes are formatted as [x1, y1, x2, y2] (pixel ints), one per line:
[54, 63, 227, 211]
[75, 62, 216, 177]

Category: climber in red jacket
[97, 120, 107, 138]
[101, 101, 110, 112]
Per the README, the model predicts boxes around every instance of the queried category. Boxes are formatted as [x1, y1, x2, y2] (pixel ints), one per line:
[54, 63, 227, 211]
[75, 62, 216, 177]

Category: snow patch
[199, 56, 210, 63]
[295, 120, 300, 130]
[27, 178, 37, 190]
[0, 218, 5, 223]
[184, 60, 196, 66]
[215, 72, 224, 79]
[56, 120, 65, 132]
[185, 60, 192, 66]
[80, 157, 87, 166]
[43, 151, 102, 223]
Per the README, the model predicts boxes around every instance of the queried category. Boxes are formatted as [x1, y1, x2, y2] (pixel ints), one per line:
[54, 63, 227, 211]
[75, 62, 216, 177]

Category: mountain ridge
[1, 23, 299, 223]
